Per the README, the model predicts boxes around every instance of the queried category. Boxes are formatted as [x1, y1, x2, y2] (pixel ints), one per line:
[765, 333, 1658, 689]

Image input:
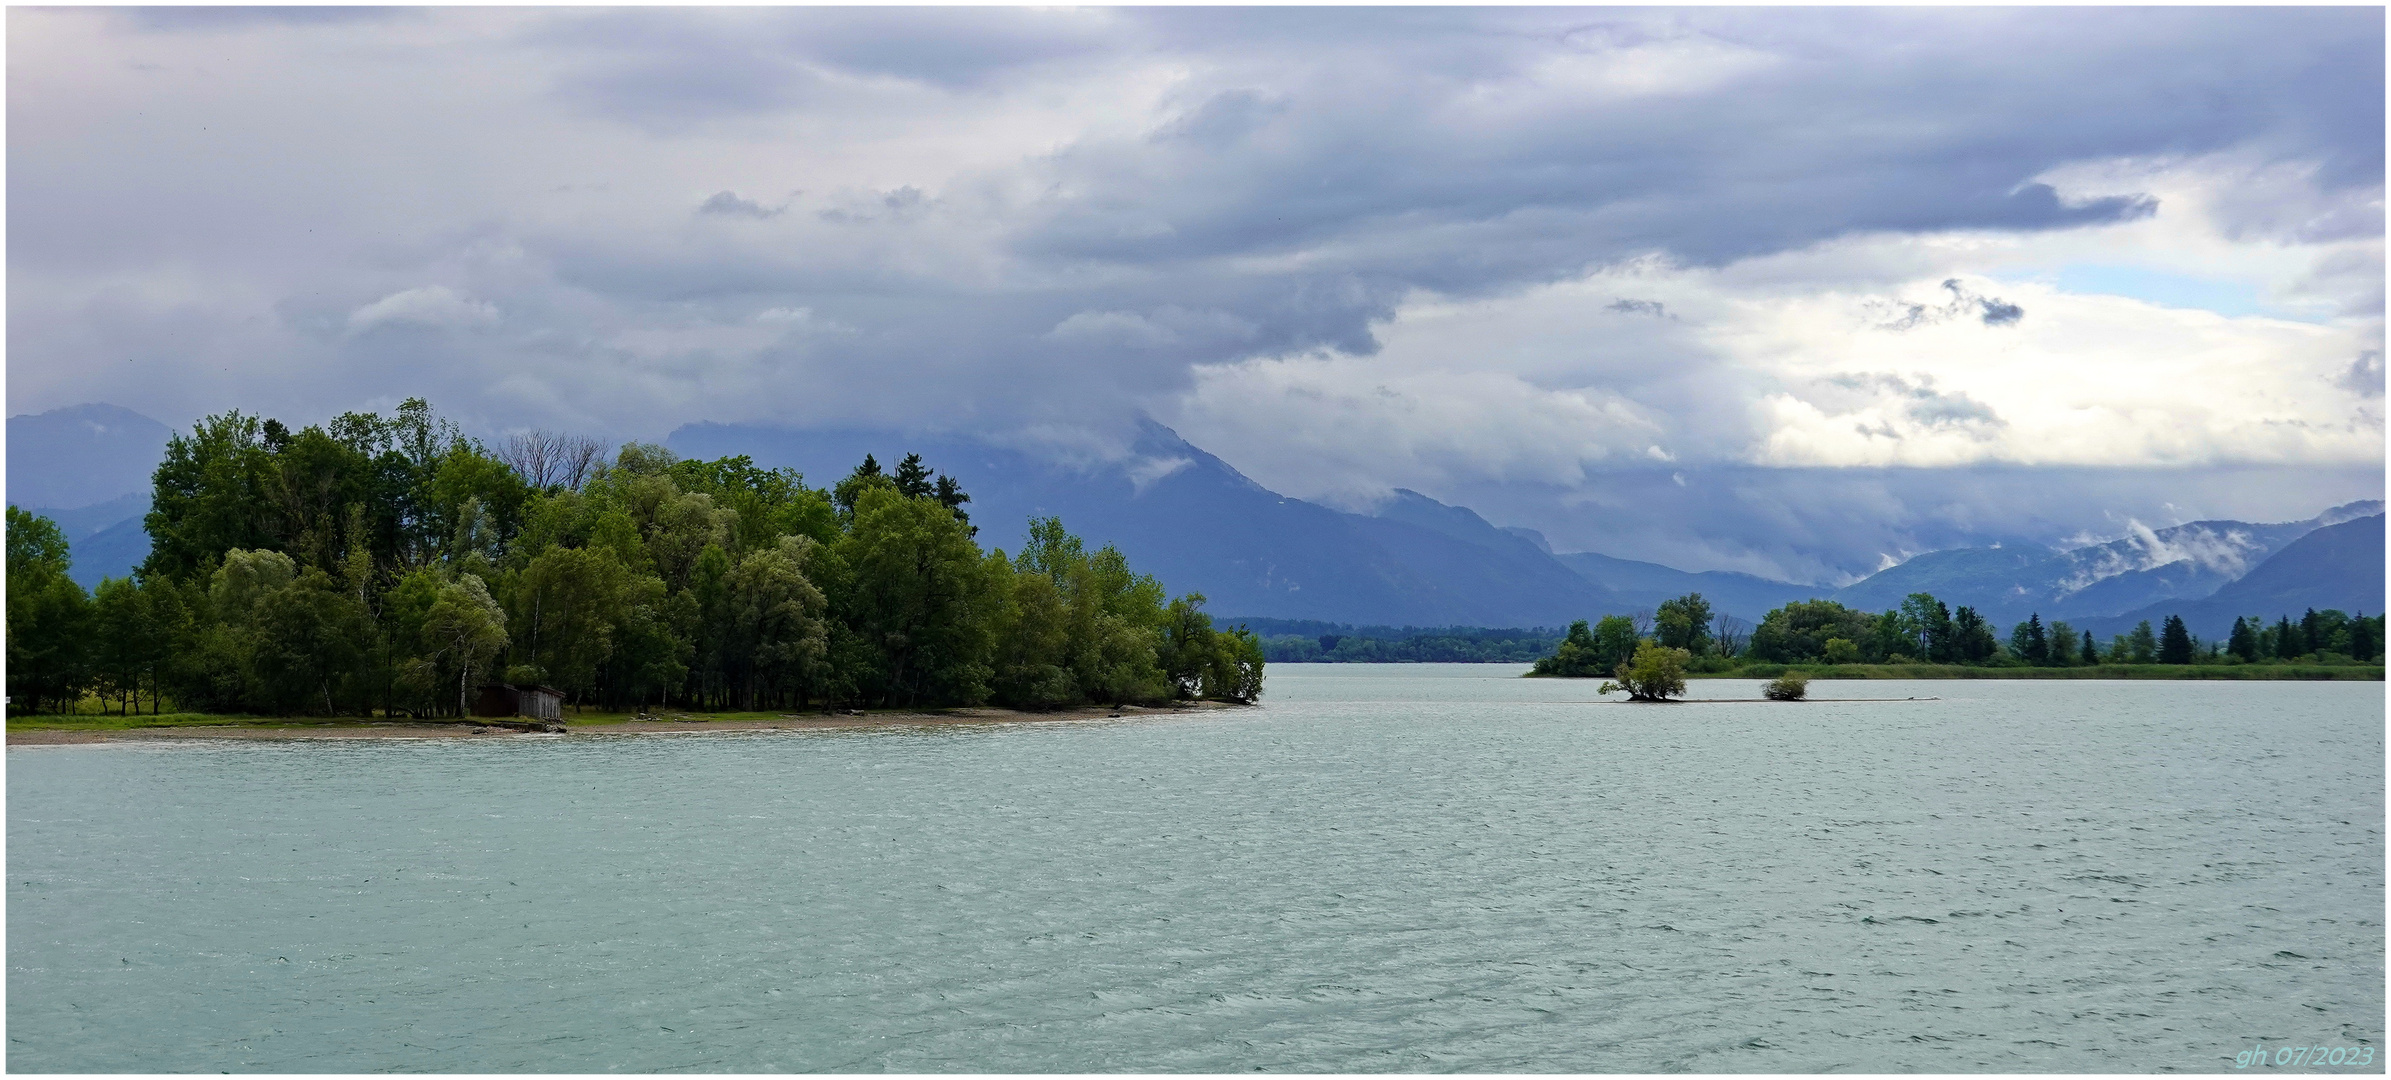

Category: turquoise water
[9, 667, 2383, 1071]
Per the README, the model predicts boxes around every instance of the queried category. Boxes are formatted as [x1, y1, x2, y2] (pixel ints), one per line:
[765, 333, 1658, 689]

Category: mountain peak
[7, 403, 173, 512]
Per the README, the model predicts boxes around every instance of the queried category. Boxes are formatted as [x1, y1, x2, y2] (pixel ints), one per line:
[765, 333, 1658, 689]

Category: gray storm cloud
[7, 7, 2383, 571]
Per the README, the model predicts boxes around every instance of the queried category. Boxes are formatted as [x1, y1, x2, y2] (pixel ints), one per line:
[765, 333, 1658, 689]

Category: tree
[143, 411, 281, 579]
[2228, 616, 2259, 661]
[245, 569, 370, 715]
[836, 484, 997, 707]
[2274, 615, 2302, 660]
[1654, 593, 1714, 654]
[510, 544, 636, 701]
[1601, 642, 1689, 702]
[1750, 600, 1874, 663]
[1159, 594, 1221, 700]
[92, 577, 165, 714]
[892, 453, 935, 499]
[2010, 614, 2050, 665]
[2127, 620, 2158, 664]
[722, 536, 830, 709]
[7, 507, 94, 713]
[932, 474, 974, 535]
[2046, 620, 2078, 666]
[832, 454, 885, 517]
[1901, 593, 1955, 661]
[1712, 613, 1751, 658]
[2351, 613, 2380, 663]
[1532, 619, 1607, 678]
[1591, 615, 1640, 673]
[1951, 606, 1998, 662]
[2159, 615, 2194, 664]
[2079, 630, 2099, 666]
[421, 574, 509, 717]
[1207, 626, 1267, 703]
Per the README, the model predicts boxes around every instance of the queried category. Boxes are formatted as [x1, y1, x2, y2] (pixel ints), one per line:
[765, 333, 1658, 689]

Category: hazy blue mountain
[7, 403, 172, 510]
[23, 492, 150, 542]
[667, 420, 1641, 627]
[1552, 551, 1824, 625]
[2076, 514, 2386, 641]
[18, 491, 156, 589]
[1825, 502, 2380, 627]
[62, 516, 154, 590]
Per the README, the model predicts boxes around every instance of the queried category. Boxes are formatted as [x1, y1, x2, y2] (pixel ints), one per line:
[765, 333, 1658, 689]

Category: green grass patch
[5, 712, 394, 732]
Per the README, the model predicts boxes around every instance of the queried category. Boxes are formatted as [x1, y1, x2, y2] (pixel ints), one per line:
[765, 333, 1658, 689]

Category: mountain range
[8, 403, 2381, 637]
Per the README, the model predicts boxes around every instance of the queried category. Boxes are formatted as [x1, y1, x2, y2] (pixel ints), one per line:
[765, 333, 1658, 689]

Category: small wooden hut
[473, 683, 565, 722]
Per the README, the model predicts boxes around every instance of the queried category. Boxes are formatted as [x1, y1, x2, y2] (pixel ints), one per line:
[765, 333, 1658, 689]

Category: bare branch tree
[1713, 613, 1753, 658]
[498, 430, 559, 489]
[500, 430, 609, 492]
[556, 434, 605, 491]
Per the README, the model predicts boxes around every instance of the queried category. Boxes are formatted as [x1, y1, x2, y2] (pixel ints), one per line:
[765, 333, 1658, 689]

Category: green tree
[722, 536, 831, 709]
[1206, 626, 1267, 703]
[1531, 619, 1606, 677]
[91, 577, 165, 714]
[2350, 613, 2380, 663]
[2046, 620, 2077, 666]
[2159, 615, 2194, 664]
[7, 507, 94, 713]
[510, 545, 635, 701]
[245, 569, 370, 715]
[143, 412, 280, 579]
[420, 574, 509, 717]
[2228, 616, 2258, 661]
[836, 484, 997, 707]
[2126, 620, 2158, 663]
[1900, 593, 1955, 661]
[1750, 600, 1874, 663]
[1951, 606, 1998, 662]
[1654, 593, 1714, 654]
[1602, 642, 1689, 701]
[832, 454, 886, 518]
[892, 453, 935, 499]
[2010, 614, 2050, 664]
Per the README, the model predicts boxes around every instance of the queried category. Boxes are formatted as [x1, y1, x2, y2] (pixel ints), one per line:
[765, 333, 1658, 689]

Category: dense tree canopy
[1528, 584, 2381, 679]
[8, 402, 1263, 716]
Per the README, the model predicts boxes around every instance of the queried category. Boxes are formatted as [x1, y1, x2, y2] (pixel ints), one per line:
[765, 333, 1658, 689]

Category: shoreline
[6, 700, 1245, 747]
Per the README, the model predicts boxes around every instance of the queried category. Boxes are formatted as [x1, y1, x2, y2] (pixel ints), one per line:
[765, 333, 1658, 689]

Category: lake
[9, 666, 2382, 1071]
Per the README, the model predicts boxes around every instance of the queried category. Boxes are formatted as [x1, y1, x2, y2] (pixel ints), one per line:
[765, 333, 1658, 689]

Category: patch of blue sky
[1996, 265, 2334, 323]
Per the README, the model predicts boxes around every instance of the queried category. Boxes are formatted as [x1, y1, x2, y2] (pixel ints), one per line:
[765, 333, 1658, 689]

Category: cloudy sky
[9, 7, 2383, 580]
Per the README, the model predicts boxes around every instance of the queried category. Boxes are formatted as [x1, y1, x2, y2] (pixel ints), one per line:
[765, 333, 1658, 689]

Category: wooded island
[1531, 591, 2385, 693]
[8, 400, 1264, 718]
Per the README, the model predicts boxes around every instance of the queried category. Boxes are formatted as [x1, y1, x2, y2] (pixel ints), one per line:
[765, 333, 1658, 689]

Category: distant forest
[1247, 593, 2386, 673]
[1531, 592, 2384, 678]
[7, 400, 1264, 716]
[1238, 619, 1562, 663]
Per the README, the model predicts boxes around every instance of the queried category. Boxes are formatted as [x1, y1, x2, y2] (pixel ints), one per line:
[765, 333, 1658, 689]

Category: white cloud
[346, 285, 498, 333]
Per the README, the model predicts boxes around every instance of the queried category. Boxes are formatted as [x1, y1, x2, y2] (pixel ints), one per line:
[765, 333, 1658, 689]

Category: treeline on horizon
[1236, 618, 1561, 663]
[6, 399, 1264, 717]
[1532, 592, 2385, 678]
